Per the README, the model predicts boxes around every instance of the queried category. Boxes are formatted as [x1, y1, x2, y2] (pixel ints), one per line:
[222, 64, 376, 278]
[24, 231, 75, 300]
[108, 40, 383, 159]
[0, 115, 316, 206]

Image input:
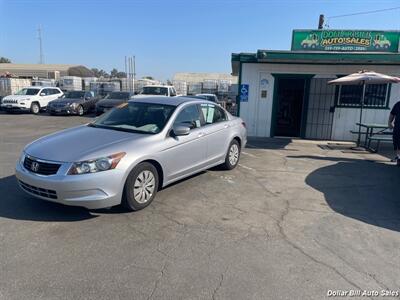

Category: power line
[327, 6, 400, 20]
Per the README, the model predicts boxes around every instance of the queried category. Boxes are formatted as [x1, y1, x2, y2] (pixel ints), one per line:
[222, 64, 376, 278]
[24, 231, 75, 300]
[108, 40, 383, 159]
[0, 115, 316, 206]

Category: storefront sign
[292, 30, 400, 52]
[239, 84, 249, 102]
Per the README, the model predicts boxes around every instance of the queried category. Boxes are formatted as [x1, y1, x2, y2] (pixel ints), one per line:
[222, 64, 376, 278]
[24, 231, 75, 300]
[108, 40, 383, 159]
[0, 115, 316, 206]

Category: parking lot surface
[1, 112, 400, 300]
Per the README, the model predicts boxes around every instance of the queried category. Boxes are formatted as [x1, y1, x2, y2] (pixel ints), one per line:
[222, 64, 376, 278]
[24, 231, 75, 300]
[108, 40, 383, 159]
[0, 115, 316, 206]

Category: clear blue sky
[1, 0, 400, 80]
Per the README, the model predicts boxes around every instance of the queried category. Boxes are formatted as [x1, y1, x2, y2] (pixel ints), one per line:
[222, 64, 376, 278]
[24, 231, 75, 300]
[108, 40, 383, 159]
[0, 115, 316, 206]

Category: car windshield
[15, 88, 40, 96]
[64, 91, 86, 99]
[141, 86, 168, 96]
[104, 92, 130, 100]
[89, 102, 176, 134]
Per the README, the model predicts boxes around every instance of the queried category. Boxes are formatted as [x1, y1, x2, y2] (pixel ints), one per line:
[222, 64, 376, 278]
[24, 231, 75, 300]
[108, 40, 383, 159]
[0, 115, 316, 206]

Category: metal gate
[305, 78, 336, 140]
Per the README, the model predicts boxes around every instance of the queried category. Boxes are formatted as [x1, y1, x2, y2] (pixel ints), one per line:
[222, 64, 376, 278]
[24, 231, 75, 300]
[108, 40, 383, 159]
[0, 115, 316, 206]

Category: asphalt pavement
[1, 112, 400, 300]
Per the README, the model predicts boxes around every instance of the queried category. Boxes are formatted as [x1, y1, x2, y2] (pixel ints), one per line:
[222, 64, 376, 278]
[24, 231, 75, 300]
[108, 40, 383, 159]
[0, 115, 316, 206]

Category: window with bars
[337, 84, 390, 108]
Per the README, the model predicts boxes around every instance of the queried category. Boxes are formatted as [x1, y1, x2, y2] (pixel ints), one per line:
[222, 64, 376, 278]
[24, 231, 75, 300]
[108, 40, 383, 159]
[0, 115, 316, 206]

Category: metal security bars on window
[337, 83, 389, 108]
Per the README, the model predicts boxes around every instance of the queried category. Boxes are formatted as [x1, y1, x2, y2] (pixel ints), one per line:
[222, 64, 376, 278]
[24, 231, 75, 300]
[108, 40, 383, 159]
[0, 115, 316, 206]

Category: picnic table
[354, 123, 392, 152]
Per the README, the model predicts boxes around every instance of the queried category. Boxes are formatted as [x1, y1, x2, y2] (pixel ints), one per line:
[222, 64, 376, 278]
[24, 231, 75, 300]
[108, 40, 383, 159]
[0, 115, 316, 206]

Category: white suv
[1, 86, 63, 114]
[139, 85, 177, 97]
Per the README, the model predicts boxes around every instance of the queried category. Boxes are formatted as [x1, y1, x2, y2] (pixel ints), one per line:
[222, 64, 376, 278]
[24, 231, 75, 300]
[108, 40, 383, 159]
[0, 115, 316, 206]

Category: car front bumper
[47, 106, 78, 115]
[0, 104, 30, 112]
[15, 160, 125, 209]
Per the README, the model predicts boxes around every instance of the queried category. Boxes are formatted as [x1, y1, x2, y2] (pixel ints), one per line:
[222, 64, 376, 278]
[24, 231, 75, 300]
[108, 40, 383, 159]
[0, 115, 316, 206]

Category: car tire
[221, 139, 240, 170]
[77, 105, 84, 116]
[122, 162, 159, 211]
[30, 102, 40, 114]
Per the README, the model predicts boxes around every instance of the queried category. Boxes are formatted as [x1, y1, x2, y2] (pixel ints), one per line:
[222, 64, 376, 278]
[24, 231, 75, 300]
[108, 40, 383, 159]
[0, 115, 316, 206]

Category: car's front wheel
[222, 139, 240, 170]
[122, 162, 159, 211]
[77, 105, 84, 116]
[30, 102, 40, 114]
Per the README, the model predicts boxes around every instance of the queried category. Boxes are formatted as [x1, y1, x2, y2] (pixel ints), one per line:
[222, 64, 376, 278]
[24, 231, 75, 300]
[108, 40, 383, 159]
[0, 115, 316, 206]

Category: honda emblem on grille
[31, 161, 40, 172]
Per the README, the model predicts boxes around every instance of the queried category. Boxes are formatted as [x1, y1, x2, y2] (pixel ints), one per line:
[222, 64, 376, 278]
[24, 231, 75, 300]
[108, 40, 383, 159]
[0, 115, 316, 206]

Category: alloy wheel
[133, 170, 156, 204]
[229, 143, 239, 166]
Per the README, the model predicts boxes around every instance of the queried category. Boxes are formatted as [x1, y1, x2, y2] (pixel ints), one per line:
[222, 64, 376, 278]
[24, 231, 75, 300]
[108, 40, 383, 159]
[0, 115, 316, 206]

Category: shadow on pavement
[289, 155, 400, 232]
[0, 175, 96, 222]
[246, 137, 294, 150]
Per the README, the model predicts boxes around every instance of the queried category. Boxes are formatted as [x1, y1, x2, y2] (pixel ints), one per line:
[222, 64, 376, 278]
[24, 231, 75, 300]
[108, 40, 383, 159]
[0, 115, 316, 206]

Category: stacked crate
[187, 82, 202, 95]
[202, 80, 218, 94]
[172, 80, 187, 96]
[0, 78, 32, 99]
[60, 76, 82, 91]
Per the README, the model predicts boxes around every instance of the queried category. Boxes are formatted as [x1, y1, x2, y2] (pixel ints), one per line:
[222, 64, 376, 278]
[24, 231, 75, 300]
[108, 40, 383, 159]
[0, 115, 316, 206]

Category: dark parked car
[47, 91, 98, 116]
[95, 92, 133, 116]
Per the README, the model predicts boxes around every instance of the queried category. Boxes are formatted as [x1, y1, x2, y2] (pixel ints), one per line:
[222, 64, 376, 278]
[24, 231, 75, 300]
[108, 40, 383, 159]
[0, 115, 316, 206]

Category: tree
[143, 76, 154, 80]
[110, 68, 119, 78]
[110, 68, 127, 78]
[0, 57, 11, 63]
[91, 68, 109, 78]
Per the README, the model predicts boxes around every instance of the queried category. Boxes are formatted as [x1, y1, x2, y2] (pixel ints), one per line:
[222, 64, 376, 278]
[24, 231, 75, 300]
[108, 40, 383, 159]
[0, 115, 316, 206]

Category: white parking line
[238, 164, 255, 171]
[242, 151, 257, 158]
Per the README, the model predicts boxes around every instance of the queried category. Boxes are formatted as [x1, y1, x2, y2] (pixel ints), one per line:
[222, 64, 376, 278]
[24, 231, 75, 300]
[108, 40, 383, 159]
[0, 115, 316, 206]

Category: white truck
[1, 86, 63, 114]
[139, 85, 177, 97]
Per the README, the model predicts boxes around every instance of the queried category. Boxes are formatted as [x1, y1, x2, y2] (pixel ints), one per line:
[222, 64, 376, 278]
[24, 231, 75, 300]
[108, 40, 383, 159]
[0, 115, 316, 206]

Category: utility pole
[132, 55, 136, 94]
[318, 14, 325, 29]
[38, 25, 44, 64]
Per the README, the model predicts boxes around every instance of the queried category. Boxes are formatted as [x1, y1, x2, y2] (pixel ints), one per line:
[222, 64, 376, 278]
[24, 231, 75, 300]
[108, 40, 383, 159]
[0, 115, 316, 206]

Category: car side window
[200, 104, 227, 125]
[174, 104, 202, 129]
[41, 89, 50, 96]
[170, 88, 176, 97]
[51, 89, 59, 95]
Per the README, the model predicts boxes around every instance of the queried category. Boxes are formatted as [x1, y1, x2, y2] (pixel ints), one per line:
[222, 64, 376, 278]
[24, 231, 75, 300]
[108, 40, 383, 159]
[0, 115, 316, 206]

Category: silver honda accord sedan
[15, 97, 247, 211]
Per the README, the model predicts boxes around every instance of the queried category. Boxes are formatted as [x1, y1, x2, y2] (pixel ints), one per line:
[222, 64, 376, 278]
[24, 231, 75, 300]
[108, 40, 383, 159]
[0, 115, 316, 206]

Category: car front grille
[52, 103, 67, 108]
[24, 156, 61, 176]
[2, 99, 18, 104]
[19, 180, 58, 199]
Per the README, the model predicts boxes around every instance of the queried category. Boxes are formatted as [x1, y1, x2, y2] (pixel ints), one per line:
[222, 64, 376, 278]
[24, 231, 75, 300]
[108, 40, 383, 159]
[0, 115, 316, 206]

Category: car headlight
[68, 152, 126, 175]
[19, 152, 26, 165]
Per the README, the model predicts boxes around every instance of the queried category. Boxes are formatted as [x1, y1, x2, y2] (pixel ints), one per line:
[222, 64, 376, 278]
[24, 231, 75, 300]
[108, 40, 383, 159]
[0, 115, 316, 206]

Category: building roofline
[231, 50, 400, 75]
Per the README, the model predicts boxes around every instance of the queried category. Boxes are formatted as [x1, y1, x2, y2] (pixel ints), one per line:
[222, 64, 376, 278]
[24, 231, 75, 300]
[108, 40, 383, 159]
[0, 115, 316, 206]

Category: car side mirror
[172, 125, 190, 136]
[40, 92, 46, 96]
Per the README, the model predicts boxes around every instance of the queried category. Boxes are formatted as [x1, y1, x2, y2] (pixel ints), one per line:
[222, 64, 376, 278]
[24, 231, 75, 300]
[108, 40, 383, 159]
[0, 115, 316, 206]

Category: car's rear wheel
[77, 105, 84, 116]
[30, 102, 40, 114]
[221, 139, 240, 170]
[122, 162, 159, 211]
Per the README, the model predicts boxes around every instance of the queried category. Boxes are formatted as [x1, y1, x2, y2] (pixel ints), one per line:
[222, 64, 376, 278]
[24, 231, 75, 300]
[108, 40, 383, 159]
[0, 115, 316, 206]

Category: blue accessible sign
[239, 84, 249, 102]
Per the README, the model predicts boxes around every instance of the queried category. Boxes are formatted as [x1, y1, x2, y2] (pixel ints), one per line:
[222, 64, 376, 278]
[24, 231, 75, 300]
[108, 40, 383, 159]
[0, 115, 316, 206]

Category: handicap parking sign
[240, 84, 249, 102]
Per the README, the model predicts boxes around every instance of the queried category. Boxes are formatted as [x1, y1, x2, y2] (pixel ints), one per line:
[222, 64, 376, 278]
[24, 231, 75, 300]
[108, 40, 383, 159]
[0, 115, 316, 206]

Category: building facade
[232, 30, 400, 141]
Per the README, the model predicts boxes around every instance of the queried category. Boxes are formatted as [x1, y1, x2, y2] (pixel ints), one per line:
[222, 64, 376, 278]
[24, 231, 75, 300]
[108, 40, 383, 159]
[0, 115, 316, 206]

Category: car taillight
[241, 122, 246, 128]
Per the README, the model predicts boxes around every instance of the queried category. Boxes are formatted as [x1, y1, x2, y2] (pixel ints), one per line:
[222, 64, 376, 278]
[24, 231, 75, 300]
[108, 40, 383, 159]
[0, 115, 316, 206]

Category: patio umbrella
[328, 71, 400, 147]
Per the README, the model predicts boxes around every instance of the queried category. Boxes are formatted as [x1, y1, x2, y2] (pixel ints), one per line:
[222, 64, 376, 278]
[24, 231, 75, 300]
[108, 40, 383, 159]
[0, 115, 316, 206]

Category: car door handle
[198, 132, 205, 138]
[224, 124, 229, 129]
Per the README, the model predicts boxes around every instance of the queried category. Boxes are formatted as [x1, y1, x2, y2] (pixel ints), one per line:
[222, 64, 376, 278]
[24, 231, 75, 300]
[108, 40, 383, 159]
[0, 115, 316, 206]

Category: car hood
[97, 99, 128, 107]
[3, 95, 36, 101]
[24, 125, 146, 162]
[51, 98, 84, 105]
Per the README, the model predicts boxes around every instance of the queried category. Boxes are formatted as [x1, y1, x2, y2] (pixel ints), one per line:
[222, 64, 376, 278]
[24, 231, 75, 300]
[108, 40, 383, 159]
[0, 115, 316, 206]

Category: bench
[367, 134, 393, 152]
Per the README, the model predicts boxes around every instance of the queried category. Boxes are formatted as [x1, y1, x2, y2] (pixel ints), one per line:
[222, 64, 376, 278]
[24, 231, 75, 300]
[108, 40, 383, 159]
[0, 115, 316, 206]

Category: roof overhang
[231, 50, 400, 76]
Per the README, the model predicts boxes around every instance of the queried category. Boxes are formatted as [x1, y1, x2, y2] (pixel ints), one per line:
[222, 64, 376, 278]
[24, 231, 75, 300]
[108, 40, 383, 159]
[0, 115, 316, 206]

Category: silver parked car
[15, 97, 247, 211]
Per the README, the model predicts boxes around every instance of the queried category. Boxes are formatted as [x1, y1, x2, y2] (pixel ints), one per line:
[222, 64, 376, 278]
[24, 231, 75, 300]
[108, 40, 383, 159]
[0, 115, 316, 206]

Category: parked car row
[0, 85, 186, 116]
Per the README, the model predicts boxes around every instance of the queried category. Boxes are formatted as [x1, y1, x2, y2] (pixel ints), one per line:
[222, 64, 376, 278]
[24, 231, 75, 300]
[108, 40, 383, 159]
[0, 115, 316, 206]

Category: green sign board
[292, 30, 400, 53]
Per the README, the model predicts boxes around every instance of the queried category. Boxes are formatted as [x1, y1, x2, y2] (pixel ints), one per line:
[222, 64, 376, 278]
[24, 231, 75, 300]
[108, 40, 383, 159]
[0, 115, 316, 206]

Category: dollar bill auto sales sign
[292, 29, 400, 52]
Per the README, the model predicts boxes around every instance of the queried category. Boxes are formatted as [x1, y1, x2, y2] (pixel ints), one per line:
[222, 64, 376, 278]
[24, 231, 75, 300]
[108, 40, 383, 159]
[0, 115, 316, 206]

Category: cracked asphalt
[1, 113, 400, 300]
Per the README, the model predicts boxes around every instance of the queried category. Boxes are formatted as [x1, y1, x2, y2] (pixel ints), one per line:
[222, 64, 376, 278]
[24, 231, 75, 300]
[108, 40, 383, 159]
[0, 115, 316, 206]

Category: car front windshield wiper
[87, 123, 150, 134]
